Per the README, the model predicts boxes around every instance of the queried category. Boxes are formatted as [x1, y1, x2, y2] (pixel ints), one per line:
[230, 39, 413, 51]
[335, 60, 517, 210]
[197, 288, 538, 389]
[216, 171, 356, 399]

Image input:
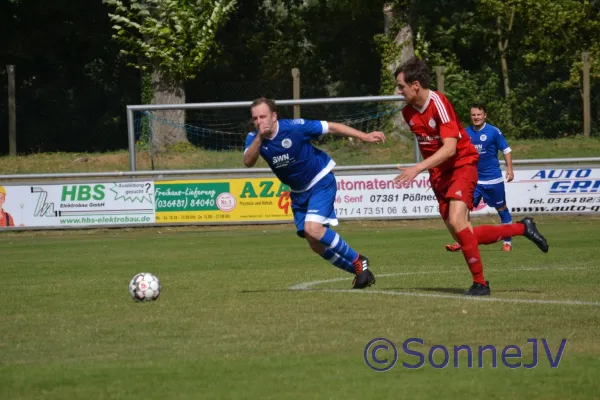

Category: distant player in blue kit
[243, 98, 386, 288]
[446, 103, 515, 252]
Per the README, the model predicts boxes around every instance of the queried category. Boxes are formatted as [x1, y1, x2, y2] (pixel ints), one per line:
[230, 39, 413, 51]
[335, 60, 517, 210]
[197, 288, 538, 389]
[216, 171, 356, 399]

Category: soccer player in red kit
[393, 57, 549, 296]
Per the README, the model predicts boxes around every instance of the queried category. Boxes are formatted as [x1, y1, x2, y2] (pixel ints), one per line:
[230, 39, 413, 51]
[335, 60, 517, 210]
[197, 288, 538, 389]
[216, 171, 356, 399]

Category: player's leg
[497, 206, 512, 251]
[302, 173, 375, 289]
[443, 165, 490, 295]
[471, 208, 548, 253]
[475, 183, 509, 251]
[447, 199, 490, 295]
[489, 182, 513, 251]
[435, 183, 461, 251]
[291, 189, 355, 274]
[444, 218, 474, 252]
[453, 184, 548, 252]
[446, 185, 481, 252]
[305, 234, 357, 274]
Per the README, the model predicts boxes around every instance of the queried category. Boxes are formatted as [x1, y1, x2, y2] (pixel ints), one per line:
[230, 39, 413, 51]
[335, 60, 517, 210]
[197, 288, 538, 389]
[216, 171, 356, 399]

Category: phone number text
[335, 205, 439, 217]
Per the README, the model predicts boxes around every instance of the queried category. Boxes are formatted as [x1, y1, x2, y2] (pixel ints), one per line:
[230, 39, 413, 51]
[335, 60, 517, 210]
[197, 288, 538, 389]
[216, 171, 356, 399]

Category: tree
[0, 0, 141, 154]
[476, 0, 521, 99]
[518, 0, 600, 87]
[103, 0, 237, 149]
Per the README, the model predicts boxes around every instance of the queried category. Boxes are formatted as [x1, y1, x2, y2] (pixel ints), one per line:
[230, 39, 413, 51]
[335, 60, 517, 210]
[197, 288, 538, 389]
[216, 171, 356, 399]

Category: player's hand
[257, 126, 272, 139]
[362, 131, 386, 143]
[393, 165, 420, 184]
[506, 171, 514, 182]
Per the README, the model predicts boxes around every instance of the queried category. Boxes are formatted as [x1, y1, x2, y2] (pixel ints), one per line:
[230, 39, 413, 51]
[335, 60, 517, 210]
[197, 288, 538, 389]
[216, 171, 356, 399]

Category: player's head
[251, 97, 278, 135]
[394, 57, 431, 104]
[470, 103, 487, 128]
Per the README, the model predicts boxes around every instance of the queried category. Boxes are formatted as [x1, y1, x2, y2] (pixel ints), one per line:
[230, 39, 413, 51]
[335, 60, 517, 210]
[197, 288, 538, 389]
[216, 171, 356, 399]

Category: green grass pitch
[1, 215, 599, 399]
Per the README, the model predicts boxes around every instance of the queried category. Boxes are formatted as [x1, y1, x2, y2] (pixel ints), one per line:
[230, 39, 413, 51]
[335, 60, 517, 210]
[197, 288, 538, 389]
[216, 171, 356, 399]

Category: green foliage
[103, 0, 238, 84]
[518, 0, 600, 88]
[384, 0, 600, 138]
[374, 32, 403, 95]
[139, 72, 153, 146]
[0, 0, 142, 154]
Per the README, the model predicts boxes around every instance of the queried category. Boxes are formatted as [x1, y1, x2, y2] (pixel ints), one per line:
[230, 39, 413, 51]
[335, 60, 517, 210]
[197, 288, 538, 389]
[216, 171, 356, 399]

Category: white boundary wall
[333, 167, 600, 220]
[0, 159, 599, 230]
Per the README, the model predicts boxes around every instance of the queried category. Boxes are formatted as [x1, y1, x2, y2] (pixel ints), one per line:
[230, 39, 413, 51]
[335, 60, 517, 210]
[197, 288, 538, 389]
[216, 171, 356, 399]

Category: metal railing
[1, 157, 599, 181]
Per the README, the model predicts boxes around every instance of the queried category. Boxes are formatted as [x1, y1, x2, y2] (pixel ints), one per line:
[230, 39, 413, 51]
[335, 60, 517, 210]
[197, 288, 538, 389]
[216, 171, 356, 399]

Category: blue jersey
[244, 119, 335, 192]
[466, 123, 511, 184]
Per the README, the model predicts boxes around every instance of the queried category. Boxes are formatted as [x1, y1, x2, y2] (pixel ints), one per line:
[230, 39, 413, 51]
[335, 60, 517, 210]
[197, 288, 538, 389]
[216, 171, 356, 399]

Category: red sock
[474, 224, 526, 245]
[456, 227, 486, 285]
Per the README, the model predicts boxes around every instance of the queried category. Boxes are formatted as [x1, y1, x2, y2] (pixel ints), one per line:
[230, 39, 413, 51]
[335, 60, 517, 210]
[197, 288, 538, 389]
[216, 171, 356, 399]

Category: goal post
[126, 94, 415, 172]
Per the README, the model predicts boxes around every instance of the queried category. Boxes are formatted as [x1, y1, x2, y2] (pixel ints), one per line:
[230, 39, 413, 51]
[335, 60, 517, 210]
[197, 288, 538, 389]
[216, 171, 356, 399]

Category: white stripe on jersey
[478, 177, 505, 185]
[290, 159, 336, 193]
[431, 92, 450, 123]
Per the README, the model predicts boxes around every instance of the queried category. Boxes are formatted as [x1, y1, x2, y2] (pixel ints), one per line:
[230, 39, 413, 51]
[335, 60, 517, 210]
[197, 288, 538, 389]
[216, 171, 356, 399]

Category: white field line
[289, 267, 600, 307]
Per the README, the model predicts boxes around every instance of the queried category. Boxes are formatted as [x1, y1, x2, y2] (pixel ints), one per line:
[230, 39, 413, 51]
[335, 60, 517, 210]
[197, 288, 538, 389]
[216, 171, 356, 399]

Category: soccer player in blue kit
[446, 104, 516, 252]
[243, 98, 386, 289]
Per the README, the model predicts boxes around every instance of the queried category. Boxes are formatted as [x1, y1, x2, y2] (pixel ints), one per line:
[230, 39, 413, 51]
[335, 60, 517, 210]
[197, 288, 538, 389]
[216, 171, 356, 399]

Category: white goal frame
[125, 95, 409, 172]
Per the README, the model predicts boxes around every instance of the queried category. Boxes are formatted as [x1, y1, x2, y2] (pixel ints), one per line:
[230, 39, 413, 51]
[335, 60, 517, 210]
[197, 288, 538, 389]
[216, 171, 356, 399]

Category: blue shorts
[473, 182, 507, 209]
[290, 172, 339, 238]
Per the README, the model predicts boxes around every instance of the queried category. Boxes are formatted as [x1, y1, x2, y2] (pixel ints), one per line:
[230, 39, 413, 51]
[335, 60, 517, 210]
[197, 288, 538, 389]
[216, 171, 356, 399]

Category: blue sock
[321, 248, 355, 274]
[498, 208, 513, 243]
[319, 228, 360, 264]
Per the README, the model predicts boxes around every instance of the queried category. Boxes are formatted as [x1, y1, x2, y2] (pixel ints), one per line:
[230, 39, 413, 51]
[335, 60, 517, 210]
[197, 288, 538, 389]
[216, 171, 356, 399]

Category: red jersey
[402, 90, 479, 179]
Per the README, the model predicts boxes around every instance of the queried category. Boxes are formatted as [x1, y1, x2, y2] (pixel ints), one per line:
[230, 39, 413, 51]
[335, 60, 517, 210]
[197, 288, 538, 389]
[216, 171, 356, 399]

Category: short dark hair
[470, 103, 487, 114]
[251, 97, 277, 113]
[394, 57, 431, 89]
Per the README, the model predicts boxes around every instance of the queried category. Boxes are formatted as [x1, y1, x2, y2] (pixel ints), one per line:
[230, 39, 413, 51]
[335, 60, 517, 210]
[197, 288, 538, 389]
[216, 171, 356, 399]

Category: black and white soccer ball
[129, 272, 161, 302]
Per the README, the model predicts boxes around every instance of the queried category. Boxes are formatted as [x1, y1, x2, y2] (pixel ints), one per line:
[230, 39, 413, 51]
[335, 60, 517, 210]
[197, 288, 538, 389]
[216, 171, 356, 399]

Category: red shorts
[430, 164, 478, 221]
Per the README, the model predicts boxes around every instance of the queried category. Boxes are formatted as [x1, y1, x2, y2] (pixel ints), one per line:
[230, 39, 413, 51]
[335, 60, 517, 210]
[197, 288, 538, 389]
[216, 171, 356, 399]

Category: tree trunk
[383, 2, 414, 142]
[384, 3, 414, 77]
[500, 50, 510, 99]
[497, 12, 514, 100]
[150, 70, 188, 150]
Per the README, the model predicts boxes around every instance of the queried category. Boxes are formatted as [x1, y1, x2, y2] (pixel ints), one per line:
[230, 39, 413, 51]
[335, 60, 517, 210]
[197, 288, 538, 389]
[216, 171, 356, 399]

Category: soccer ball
[129, 272, 161, 302]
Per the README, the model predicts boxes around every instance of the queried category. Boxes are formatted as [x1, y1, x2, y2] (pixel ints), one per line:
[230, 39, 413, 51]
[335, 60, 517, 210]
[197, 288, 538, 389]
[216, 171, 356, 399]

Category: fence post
[413, 138, 422, 163]
[7, 65, 16, 156]
[292, 68, 301, 118]
[582, 52, 591, 138]
[435, 66, 445, 94]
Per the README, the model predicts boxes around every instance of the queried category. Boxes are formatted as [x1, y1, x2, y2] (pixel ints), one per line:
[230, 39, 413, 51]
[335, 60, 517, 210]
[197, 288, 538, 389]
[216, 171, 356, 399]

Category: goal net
[131, 97, 410, 171]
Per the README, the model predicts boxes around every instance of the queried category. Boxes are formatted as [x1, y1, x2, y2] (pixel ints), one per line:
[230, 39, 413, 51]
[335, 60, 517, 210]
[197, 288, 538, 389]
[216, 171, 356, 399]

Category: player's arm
[394, 101, 460, 184]
[416, 137, 457, 170]
[393, 138, 457, 184]
[327, 121, 385, 143]
[496, 130, 514, 182]
[243, 134, 263, 168]
[502, 149, 514, 182]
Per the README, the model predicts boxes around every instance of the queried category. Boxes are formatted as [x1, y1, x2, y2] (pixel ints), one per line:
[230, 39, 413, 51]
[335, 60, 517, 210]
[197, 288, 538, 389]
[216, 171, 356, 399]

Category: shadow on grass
[240, 289, 295, 294]
[411, 287, 543, 294]
[240, 287, 543, 294]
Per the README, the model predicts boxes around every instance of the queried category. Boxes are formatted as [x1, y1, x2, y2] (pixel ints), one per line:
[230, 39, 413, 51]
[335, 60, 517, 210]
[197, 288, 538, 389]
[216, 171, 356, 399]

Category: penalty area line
[289, 267, 600, 307]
